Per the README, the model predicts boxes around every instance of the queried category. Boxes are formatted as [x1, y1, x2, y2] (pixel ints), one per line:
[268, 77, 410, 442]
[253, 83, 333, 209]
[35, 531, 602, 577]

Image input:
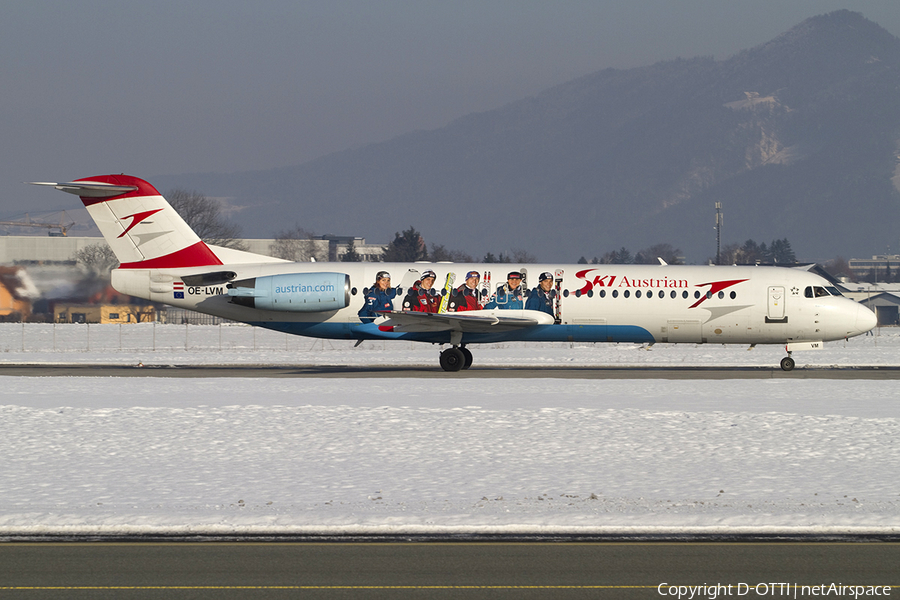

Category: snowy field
[0, 323, 898, 536]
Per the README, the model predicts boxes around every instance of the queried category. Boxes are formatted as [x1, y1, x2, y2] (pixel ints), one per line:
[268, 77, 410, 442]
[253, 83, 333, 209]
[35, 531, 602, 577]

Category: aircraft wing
[379, 309, 554, 333]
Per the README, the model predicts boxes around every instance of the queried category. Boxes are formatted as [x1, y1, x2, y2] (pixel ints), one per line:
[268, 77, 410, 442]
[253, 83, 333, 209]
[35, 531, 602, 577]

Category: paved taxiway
[1, 540, 898, 599]
[1, 363, 899, 379]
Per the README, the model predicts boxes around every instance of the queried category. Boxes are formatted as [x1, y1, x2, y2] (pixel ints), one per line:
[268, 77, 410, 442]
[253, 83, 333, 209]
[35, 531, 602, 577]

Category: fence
[0, 323, 362, 354]
[0, 323, 549, 355]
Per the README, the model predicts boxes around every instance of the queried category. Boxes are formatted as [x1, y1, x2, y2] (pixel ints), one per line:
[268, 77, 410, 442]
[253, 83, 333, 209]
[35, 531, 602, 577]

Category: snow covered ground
[0, 324, 898, 535]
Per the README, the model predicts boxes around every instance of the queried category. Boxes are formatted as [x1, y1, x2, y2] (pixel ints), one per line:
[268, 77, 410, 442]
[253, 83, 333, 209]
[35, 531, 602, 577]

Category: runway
[1, 363, 899, 379]
[1, 539, 897, 599]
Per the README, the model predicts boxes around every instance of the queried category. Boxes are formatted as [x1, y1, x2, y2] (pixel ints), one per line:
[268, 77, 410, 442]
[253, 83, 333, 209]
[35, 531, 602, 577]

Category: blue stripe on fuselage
[248, 322, 656, 345]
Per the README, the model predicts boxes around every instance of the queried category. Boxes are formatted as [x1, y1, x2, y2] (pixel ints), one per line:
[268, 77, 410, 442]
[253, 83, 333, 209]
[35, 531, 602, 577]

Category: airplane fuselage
[32, 174, 876, 372]
[111, 260, 873, 347]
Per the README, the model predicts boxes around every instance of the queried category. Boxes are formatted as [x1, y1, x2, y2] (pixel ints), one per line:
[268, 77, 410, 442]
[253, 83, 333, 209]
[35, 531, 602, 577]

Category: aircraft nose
[856, 304, 877, 334]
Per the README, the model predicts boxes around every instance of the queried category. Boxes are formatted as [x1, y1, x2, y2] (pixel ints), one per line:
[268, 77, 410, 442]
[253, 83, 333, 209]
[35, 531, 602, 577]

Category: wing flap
[380, 309, 553, 333]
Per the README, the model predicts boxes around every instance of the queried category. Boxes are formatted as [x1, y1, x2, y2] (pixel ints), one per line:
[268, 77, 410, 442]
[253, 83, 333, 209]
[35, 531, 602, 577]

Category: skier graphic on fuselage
[358, 270, 396, 322]
[402, 269, 440, 313]
[484, 271, 525, 310]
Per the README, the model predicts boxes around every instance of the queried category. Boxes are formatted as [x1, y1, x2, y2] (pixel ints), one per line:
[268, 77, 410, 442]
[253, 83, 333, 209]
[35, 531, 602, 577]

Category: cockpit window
[805, 286, 831, 298]
[826, 286, 842, 297]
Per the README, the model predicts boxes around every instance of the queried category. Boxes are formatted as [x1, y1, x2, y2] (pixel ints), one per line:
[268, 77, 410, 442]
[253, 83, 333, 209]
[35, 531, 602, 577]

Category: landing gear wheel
[780, 356, 795, 372]
[460, 347, 473, 370]
[440, 347, 465, 372]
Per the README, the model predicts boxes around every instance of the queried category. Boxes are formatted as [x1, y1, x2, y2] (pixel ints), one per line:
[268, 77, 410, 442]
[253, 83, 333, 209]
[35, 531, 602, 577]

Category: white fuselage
[111, 261, 875, 346]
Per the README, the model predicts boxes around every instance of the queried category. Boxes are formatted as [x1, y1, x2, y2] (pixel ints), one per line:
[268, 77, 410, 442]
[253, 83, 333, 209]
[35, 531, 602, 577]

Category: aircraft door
[767, 286, 785, 320]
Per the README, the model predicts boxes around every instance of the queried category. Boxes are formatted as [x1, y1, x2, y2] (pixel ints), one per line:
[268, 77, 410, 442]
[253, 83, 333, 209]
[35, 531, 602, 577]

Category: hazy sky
[4, 0, 899, 221]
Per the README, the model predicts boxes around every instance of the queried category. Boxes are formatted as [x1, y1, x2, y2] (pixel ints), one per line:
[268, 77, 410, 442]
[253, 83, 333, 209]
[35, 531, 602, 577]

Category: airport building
[847, 255, 900, 282]
[0, 235, 385, 265]
[0, 234, 385, 323]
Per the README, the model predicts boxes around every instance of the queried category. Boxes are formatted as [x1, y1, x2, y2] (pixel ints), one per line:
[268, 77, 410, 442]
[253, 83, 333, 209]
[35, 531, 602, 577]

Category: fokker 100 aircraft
[32, 175, 876, 371]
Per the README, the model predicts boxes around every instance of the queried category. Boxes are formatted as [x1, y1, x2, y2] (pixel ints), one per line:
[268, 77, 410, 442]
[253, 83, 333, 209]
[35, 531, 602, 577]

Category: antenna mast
[714, 202, 723, 265]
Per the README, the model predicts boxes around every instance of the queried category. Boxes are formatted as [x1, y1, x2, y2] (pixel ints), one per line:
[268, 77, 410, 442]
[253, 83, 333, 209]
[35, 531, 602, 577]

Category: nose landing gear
[780, 353, 795, 371]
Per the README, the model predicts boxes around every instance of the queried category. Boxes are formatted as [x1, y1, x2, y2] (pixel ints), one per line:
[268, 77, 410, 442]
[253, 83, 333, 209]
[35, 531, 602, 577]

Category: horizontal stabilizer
[28, 181, 138, 198]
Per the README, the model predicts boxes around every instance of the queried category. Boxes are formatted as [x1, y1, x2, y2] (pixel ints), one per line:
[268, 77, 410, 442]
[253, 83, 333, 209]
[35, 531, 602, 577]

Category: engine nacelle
[227, 272, 350, 312]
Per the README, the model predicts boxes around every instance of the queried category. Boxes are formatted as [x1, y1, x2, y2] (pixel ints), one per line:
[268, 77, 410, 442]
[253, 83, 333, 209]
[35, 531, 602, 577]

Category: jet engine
[227, 272, 351, 312]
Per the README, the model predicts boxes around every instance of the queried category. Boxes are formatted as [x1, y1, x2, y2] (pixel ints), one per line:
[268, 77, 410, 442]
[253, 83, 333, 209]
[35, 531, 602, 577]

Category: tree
[718, 239, 795, 265]
[717, 242, 741, 265]
[73, 243, 118, 278]
[340, 239, 362, 262]
[766, 238, 796, 264]
[121, 304, 156, 323]
[166, 188, 248, 250]
[430, 244, 473, 263]
[269, 225, 325, 262]
[823, 257, 852, 282]
[601, 247, 632, 264]
[509, 248, 537, 263]
[383, 226, 427, 262]
[634, 243, 683, 265]
[481, 249, 536, 263]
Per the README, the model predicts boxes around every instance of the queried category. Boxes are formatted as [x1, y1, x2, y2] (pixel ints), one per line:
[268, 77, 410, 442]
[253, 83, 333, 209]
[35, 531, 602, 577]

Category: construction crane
[0, 211, 75, 236]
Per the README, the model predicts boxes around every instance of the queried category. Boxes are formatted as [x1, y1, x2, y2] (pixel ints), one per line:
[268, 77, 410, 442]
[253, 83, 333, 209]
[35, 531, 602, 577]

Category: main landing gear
[439, 345, 473, 372]
[439, 331, 473, 371]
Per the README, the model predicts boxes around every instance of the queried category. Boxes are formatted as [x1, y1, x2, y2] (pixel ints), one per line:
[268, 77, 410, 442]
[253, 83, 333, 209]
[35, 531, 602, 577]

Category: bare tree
[634, 243, 683, 265]
[270, 225, 325, 262]
[823, 256, 853, 282]
[429, 243, 474, 263]
[595, 247, 632, 264]
[166, 188, 248, 250]
[121, 304, 156, 323]
[73, 243, 118, 278]
[481, 249, 536, 263]
[509, 248, 538, 263]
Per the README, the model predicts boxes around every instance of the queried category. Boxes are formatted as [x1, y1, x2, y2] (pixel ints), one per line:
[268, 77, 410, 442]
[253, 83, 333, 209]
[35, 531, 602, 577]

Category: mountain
[155, 10, 900, 263]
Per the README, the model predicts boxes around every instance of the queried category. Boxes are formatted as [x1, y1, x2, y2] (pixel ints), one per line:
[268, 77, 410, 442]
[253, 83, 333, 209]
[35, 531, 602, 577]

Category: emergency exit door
[767, 286, 785, 320]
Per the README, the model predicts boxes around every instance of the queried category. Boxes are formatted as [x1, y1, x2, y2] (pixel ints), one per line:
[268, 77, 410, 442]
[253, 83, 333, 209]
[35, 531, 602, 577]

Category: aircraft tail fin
[30, 175, 224, 269]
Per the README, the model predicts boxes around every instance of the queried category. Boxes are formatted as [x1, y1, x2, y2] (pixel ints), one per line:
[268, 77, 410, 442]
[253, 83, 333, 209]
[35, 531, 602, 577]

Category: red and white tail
[31, 175, 223, 269]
